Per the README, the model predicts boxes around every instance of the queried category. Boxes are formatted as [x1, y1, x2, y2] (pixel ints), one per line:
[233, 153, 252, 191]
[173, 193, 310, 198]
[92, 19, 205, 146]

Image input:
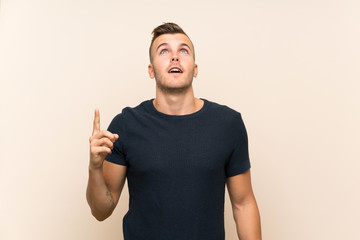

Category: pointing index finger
[92, 108, 100, 135]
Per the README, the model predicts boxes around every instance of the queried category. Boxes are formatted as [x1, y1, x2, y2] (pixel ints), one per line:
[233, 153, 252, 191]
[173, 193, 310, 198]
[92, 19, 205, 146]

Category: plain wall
[1, 0, 359, 239]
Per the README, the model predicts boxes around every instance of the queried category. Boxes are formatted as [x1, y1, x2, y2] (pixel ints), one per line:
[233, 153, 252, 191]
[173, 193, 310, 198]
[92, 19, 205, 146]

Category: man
[87, 22, 261, 240]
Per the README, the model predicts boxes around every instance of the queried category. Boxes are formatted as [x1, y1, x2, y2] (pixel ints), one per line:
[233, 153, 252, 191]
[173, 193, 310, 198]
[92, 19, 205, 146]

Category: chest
[124, 118, 234, 176]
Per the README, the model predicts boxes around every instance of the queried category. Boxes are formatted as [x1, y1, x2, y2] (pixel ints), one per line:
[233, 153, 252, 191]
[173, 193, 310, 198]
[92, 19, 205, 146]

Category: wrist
[89, 163, 103, 172]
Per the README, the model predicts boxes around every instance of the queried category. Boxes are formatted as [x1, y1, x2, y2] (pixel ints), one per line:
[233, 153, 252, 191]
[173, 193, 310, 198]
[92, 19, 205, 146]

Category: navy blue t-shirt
[105, 98, 251, 240]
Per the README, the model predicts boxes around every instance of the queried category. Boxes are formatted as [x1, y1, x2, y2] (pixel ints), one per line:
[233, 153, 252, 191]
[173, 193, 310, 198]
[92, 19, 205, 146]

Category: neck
[153, 87, 203, 116]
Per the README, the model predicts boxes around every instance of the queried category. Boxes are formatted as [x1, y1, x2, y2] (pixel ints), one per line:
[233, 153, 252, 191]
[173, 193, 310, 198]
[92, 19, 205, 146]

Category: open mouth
[168, 67, 183, 73]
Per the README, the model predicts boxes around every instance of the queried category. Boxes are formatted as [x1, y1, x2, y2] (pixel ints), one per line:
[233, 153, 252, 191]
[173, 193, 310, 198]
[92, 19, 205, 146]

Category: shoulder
[205, 99, 247, 136]
[107, 100, 150, 133]
[109, 99, 153, 125]
[205, 98, 243, 122]
[121, 99, 151, 119]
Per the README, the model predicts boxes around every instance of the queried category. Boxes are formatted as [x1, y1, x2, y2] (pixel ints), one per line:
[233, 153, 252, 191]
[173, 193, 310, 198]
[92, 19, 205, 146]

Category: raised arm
[86, 109, 127, 221]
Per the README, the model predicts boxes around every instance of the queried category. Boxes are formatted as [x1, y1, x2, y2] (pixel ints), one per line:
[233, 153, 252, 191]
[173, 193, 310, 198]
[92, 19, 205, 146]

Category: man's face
[148, 33, 198, 93]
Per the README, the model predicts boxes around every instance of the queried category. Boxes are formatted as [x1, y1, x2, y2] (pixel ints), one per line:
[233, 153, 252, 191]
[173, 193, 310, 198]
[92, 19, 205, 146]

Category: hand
[89, 109, 119, 169]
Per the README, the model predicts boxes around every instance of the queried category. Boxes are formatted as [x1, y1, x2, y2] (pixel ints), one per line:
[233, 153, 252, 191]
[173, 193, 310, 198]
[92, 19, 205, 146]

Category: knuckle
[90, 139, 97, 146]
[109, 134, 115, 141]
[105, 139, 111, 147]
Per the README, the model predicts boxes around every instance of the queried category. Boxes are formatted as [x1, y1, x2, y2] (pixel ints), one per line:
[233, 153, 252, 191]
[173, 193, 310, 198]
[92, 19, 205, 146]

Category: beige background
[1, 0, 359, 239]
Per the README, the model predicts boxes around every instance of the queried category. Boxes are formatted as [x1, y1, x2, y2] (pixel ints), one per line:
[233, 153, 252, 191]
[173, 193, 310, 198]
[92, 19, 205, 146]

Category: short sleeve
[104, 113, 128, 166]
[225, 113, 251, 177]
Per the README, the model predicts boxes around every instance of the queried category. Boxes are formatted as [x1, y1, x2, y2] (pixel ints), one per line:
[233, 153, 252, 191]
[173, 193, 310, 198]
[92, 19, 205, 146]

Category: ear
[148, 64, 155, 79]
[193, 64, 198, 78]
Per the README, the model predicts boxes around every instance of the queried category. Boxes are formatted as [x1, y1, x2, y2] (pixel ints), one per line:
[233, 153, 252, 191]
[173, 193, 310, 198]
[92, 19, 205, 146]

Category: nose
[171, 56, 179, 62]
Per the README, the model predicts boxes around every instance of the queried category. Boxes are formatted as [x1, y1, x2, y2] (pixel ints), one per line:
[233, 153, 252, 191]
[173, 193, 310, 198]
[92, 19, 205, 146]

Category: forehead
[152, 33, 194, 51]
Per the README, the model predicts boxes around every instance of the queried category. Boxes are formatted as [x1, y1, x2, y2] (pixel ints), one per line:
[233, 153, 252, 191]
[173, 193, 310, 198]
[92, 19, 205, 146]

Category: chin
[156, 81, 193, 92]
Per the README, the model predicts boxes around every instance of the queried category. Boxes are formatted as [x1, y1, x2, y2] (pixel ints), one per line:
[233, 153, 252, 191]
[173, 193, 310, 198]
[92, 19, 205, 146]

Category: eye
[160, 49, 168, 54]
[180, 49, 188, 54]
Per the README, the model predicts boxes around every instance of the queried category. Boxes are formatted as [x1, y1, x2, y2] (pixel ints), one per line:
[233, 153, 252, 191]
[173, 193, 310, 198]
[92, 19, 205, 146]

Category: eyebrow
[180, 43, 191, 50]
[156, 42, 192, 52]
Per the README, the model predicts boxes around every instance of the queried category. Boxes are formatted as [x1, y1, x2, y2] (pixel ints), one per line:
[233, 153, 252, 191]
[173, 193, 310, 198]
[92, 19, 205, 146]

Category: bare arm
[86, 160, 127, 221]
[86, 109, 127, 221]
[226, 169, 262, 240]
